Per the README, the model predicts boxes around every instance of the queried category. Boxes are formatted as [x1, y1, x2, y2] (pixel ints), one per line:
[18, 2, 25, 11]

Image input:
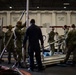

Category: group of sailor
[0, 22, 76, 68]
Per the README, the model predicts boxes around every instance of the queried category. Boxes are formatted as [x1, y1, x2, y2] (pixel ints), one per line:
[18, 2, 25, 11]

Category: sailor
[48, 27, 55, 55]
[71, 24, 75, 30]
[14, 21, 26, 67]
[0, 26, 5, 62]
[63, 25, 69, 53]
[5, 25, 17, 64]
[0, 31, 5, 52]
[23, 19, 45, 71]
[63, 25, 69, 39]
[61, 25, 76, 66]
[71, 24, 76, 65]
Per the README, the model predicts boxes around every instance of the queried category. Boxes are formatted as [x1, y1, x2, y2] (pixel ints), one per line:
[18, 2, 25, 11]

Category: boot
[38, 65, 45, 71]
[8, 62, 11, 64]
[18, 61, 25, 68]
[0, 58, 4, 62]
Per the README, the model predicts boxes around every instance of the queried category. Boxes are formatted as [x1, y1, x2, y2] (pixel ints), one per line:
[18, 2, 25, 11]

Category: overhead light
[9, 6, 12, 9]
[64, 7, 66, 9]
[37, 6, 39, 8]
[63, 3, 70, 5]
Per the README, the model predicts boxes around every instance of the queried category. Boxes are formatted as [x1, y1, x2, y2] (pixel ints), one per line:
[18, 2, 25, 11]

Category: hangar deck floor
[0, 53, 76, 75]
[0, 60, 76, 75]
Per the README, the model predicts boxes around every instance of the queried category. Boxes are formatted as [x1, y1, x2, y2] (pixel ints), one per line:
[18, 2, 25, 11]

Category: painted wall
[0, 10, 76, 46]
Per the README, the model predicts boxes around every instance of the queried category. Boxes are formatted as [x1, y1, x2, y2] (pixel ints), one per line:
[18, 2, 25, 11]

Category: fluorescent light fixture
[63, 3, 70, 5]
[37, 6, 39, 8]
[9, 6, 12, 9]
[64, 7, 66, 9]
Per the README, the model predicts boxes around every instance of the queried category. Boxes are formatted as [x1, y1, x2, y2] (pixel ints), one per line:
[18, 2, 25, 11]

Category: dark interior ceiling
[0, 0, 76, 10]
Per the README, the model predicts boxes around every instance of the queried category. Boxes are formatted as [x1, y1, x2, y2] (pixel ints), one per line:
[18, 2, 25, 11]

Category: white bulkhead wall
[0, 10, 76, 46]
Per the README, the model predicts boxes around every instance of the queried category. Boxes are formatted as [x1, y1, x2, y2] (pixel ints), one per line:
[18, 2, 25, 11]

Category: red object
[0, 66, 31, 75]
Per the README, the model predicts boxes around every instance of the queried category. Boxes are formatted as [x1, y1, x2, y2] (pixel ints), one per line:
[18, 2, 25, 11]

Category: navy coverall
[23, 24, 44, 70]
